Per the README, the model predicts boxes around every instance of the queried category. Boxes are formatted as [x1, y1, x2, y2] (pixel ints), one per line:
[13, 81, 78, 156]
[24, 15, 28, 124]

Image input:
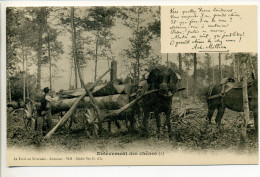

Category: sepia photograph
[4, 5, 258, 166]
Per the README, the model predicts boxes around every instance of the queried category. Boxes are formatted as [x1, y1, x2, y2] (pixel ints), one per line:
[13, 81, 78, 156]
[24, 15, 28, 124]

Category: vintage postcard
[2, 2, 259, 167]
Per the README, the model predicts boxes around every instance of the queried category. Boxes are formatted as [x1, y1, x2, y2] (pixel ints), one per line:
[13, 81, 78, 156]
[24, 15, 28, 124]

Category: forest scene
[6, 6, 258, 155]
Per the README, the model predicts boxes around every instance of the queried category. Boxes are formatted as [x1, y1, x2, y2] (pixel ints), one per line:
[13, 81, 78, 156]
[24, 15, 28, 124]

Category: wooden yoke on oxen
[207, 77, 236, 100]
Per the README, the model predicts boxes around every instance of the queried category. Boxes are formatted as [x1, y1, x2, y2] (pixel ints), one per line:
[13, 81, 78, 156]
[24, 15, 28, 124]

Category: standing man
[36, 87, 58, 132]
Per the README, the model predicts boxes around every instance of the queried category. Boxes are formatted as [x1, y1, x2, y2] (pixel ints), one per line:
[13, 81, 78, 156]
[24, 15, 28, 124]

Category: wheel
[85, 108, 99, 138]
[24, 100, 35, 131]
[24, 116, 35, 131]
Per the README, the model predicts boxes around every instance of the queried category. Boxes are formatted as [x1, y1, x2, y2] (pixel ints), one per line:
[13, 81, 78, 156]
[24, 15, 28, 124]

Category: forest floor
[7, 97, 258, 155]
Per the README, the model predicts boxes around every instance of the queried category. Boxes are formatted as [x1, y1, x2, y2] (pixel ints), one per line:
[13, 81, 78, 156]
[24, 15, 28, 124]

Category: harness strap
[248, 96, 257, 99]
[207, 83, 234, 100]
[207, 93, 223, 100]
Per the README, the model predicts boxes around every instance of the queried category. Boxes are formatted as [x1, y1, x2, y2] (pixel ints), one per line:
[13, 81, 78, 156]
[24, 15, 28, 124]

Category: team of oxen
[23, 65, 258, 140]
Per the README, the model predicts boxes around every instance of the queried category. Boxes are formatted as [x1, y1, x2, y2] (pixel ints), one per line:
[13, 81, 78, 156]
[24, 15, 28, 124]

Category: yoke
[207, 78, 236, 100]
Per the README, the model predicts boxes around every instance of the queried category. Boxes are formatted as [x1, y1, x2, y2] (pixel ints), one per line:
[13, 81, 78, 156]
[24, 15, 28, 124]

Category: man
[41, 87, 59, 110]
[36, 87, 58, 132]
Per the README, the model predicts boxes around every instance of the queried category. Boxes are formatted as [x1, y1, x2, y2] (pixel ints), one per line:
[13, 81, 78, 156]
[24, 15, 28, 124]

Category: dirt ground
[6, 98, 258, 154]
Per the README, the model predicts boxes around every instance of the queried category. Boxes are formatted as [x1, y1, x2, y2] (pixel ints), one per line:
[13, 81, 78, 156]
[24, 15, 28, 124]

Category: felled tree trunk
[44, 93, 86, 139]
[46, 94, 129, 113]
[44, 69, 110, 140]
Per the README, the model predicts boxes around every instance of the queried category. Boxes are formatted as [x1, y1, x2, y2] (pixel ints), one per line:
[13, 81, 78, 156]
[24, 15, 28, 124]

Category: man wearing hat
[37, 87, 58, 132]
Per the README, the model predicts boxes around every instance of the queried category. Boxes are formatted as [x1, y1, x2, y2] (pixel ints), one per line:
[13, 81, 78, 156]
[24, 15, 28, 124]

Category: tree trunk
[218, 53, 222, 83]
[136, 8, 141, 82]
[233, 54, 237, 81]
[47, 31, 52, 90]
[69, 65, 72, 89]
[137, 55, 140, 82]
[206, 54, 211, 86]
[234, 54, 241, 83]
[8, 78, 12, 102]
[178, 53, 183, 107]
[25, 48, 29, 98]
[240, 55, 250, 146]
[36, 29, 43, 90]
[110, 61, 117, 82]
[71, 7, 78, 89]
[186, 73, 189, 98]
[31, 94, 129, 115]
[22, 45, 26, 105]
[80, 67, 84, 88]
[166, 53, 169, 67]
[248, 54, 256, 79]
[193, 53, 197, 98]
[94, 31, 100, 81]
[212, 59, 215, 85]
[36, 8, 46, 90]
[178, 53, 182, 73]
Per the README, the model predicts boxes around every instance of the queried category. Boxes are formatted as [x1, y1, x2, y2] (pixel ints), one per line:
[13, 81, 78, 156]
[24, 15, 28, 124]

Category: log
[44, 93, 87, 140]
[7, 101, 20, 109]
[32, 94, 129, 113]
[7, 101, 25, 109]
[103, 89, 159, 121]
[44, 68, 110, 140]
[59, 82, 134, 98]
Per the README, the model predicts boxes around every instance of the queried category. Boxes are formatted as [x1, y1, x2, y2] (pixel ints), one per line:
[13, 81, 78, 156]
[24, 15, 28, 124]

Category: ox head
[147, 66, 180, 97]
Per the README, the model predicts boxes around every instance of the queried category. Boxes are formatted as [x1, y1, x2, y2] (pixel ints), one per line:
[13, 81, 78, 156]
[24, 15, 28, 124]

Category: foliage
[81, 8, 117, 57]
[6, 8, 23, 76]
[8, 72, 37, 102]
[124, 27, 152, 60]
[122, 7, 154, 79]
[6, 7, 258, 155]
[81, 7, 117, 31]
[148, 7, 160, 39]
[148, 19, 160, 37]
[79, 7, 118, 80]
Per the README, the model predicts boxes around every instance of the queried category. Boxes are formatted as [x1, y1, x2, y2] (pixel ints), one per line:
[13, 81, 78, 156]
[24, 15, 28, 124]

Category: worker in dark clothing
[36, 87, 58, 132]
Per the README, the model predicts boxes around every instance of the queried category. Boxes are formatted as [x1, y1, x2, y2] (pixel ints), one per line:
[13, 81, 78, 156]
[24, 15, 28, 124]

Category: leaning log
[103, 89, 159, 121]
[44, 68, 110, 140]
[44, 93, 86, 140]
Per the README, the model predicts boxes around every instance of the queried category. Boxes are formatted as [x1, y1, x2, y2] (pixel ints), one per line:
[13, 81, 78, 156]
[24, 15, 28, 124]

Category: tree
[178, 53, 183, 106]
[218, 53, 222, 83]
[59, 7, 82, 88]
[148, 19, 160, 38]
[202, 53, 214, 85]
[122, 7, 154, 82]
[43, 26, 64, 90]
[125, 27, 152, 81]
[7, 8, 38, 102]
[7, 7, 64, 101]
[81, 7, 117, 81]
[148, 6, 160, 38]
[181, 53, 194, 97]
[6, 8, 25, 102]
[193, 53, 197, 98]
[6, 8, 21, 74]
[33, 7, 49, 90]
[238, 54, 250, 145]
[70, 7, 78, 88]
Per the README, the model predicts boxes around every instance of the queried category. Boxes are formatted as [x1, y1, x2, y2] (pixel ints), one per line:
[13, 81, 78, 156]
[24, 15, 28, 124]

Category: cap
[43, 87, 50, 93]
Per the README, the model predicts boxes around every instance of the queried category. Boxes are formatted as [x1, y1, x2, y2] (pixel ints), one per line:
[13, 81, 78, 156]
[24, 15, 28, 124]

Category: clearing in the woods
[7, 97, 258, 153]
